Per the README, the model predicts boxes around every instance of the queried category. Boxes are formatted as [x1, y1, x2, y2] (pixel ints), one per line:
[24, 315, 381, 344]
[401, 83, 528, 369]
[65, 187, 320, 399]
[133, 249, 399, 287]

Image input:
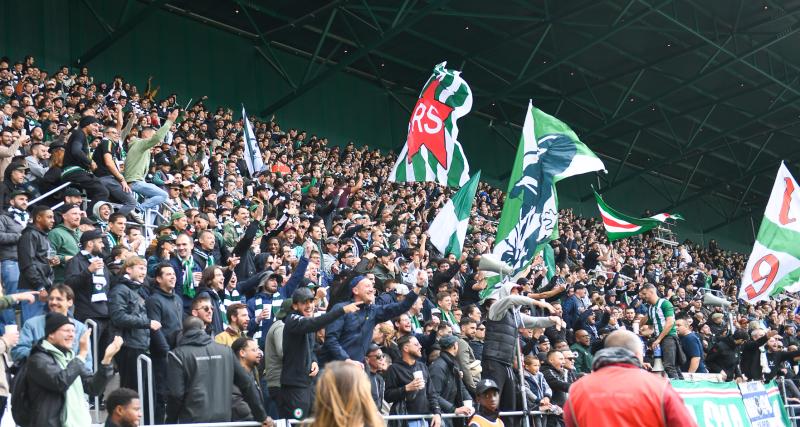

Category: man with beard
[0, 190, 29, 327]
[215, 303, 250, 346]
[280, 288, 360, 420]
[65, 229, 112, 358]
[457, 318, 481, 394]
[18, 205, 57, 322]
[429, 335, 474, 426]
[385, 335, 443, 427]
[482, 284, 560, 427]
[231, 337, 264, 422]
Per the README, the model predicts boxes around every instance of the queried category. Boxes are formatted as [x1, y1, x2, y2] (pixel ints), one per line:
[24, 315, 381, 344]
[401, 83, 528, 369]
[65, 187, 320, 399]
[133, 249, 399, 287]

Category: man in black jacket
[108, 256, 161, 389]
[167, 316, 268, 423]
[18, 204, 56, 323]
[0, 189, 28, 327]
[62, 116, 109, 213]
[146, 263, 183, 424]
[64, 228, 112, 361]
[279, 287, 361, 420]
[740, 328, 775, 381]
[705, 329, 748, 381]
[429, 335, 473, 427]
[385, 334, 443, 427]
[26, 312, 123, 427]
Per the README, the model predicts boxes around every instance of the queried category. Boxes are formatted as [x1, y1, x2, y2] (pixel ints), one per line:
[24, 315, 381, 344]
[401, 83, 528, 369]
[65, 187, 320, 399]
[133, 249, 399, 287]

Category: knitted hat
[44, 312, 73, 337]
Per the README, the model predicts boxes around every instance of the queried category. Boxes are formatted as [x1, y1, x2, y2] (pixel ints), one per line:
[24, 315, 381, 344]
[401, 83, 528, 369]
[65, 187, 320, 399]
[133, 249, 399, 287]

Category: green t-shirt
[648, 298, 677, 336]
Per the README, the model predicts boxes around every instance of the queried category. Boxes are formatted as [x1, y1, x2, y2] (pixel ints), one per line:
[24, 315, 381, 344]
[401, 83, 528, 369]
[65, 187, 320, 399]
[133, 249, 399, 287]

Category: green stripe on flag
[756, 217, 800, 259]
[445, 232, 462, 258]
[395, 155, 407, 182]
[449, 82, 470, 108]
[435, 71, 455, 100]
[448, 143, 465, 188]
[412, 151, 427, 180]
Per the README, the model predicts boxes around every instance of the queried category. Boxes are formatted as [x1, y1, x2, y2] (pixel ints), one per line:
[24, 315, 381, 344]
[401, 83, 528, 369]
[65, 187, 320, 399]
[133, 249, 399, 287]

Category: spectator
[470, 322, 485, 361]
[102, 212, 127, 260]
[676, 318, 708, 374]
[104, 387, 143, 427]
[92, 116, 140, 222]
[0, 291, 35, 419]
[231, 337, 264, 422]
[171, 233, 203, 312]
[641, 283, 683, 379]
[215, 302, 249, 346]
[108, 256, 161, 390]
[62, 116, 109, 212]
[456, 317, 481, 394]
[564, 330, 697, 427]
[166, 316, 267, 423]
[0, 162, 39, 211]
[428, 334, 474, 426]
[0, 189, 29, 327]
[48, 203, 82, 283]
[522, 355, 554, 427]
[705, 329, 748, 380]
[279, 287, 360, 420]
[123, 109, 178, 214]
[194, 265, 226, 335]
[18, 205, 56, 322]
[264, 298, 293, 419]
[540, 350, 572, 413]
[13, 285, 93, 370]
[324, 270, 423, 363]
[562, 284, 587, 329]
[570, 329, 593, 375]
[365, 343, 387, 413]
[468, 379, 503, 427]
[310, 360, 383, 427]
[145, 263, 183, 423]
[384, 335, 443, 427]
[25, 313, 123, 427]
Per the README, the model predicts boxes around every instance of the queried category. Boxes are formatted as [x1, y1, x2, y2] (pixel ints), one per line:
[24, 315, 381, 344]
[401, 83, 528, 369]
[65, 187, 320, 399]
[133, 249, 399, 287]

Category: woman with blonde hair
[311, 360, 383, 427]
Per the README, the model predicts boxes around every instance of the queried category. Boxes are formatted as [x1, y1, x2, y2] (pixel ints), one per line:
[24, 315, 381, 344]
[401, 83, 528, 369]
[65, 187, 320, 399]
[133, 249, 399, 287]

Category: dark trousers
[483, 359, 520, 427]
[116, 346, 146, 390]
[278, 385, 314, 420]
[661, 335, 684, 379]
[99, 175, 136, 214]
[65, 170, 109, 212]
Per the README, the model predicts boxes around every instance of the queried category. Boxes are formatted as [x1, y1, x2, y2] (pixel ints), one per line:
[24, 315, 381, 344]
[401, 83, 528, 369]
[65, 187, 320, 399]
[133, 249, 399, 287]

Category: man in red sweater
[564, 330, 697, 427]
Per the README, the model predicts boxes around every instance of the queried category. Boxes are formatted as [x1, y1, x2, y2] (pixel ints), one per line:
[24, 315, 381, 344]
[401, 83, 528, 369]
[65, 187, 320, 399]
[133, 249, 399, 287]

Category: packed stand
[0, 54, 794, 427]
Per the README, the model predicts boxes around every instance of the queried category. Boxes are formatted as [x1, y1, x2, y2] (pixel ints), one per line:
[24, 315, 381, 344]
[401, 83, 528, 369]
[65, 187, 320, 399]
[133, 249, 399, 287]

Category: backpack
[9, 358, 32, 426]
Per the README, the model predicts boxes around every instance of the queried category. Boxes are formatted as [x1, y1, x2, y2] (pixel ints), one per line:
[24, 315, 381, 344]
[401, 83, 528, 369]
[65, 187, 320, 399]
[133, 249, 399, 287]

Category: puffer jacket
[166, 328, 266, 423]
[540, 361, 572, 406]
[25, 340, 113, 427]
[0, 210, 23, 260]
[108, 276, 151, 350]
[428, 351, 469, 425]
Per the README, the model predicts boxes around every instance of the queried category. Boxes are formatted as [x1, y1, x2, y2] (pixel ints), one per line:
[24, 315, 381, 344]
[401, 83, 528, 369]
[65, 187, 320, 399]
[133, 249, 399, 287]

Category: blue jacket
[246, 256, 309, 348]
[12, 314, 93, 371]
[324, 290, 419, 363]
[562, 295, 585, 329]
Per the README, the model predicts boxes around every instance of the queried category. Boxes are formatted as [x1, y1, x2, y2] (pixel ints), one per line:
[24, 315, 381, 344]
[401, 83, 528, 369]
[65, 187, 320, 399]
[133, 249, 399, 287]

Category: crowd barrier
[137, 354, 155, 425]
[84, 318, 100, 419]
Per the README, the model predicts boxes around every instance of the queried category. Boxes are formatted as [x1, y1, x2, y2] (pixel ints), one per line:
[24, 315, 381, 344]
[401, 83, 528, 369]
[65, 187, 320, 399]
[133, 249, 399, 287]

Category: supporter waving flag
[482, 102, 604, 300]
[389, 62, 471, 188]
[740, 162, 800, 303]
[428, 171, 481, 257]
[241, 105, 264, 176]
[594, 190, 683, 241]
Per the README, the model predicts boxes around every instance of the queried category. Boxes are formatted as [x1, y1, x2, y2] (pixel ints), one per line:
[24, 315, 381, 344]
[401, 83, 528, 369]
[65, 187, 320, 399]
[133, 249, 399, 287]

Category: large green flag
[427, 171, 481, 258]
[480, 102, 604, 300]
[389, 62, 471, 187]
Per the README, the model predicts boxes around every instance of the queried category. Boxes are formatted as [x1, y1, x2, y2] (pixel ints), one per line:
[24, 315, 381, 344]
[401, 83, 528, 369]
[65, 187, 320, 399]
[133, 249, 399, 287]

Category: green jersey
[648, 298, 677, 337]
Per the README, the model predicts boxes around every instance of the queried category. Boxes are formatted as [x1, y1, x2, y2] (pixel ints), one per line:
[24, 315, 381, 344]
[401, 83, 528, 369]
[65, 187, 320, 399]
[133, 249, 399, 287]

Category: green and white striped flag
[241, 105, 264, 175]
[595, 190, 683, 241]
[428, 171, 481, 258]
[740, 162, 800, 302]
[389, 62, 471, 187]
[481, 102, 605, 300]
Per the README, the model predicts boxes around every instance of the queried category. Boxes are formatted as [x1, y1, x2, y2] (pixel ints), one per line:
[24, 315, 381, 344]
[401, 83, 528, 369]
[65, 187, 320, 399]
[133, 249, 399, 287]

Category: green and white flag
[389, 62, 471, 187]
[595, 190, 684, 241]
[740, 162, 800, 302]
[481, 102, 604, 299]
[241, 105, 264, 175]
[428, 171, 481, 258]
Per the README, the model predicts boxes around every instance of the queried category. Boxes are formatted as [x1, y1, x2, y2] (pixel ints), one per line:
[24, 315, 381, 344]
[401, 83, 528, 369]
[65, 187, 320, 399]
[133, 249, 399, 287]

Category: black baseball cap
[476, 379, 500, 395]
[291, 287, 315, 303]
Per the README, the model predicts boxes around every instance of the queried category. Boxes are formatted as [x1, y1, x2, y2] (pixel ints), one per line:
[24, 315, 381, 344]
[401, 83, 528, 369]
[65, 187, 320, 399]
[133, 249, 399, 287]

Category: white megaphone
[651, 356, 664, 373]
[703, 292, 731, 309]
[478, 254, 514, 276]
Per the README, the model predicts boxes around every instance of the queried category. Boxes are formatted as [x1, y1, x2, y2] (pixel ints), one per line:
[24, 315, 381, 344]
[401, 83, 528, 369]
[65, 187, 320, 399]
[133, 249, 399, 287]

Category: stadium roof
[119, 0, 800, 236]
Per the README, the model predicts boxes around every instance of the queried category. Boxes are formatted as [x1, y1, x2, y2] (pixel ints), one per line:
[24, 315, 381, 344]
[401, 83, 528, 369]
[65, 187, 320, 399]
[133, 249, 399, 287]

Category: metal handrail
[29, 181, 72, 205]
[84, 319, 100, 420]
[137, 354, 155, 425]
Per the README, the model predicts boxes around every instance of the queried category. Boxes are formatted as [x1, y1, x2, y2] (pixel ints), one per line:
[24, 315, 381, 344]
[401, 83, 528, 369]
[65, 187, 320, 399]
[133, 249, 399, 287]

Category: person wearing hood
[91, 201, 112, 233]
[25, 313, 123, 427]
[481, 282, 561, 427]
[705, 328, 748, 381]
[428, 334, 474, 427]
[108, 256, 162, 390]
[0, 162, 38, 210]
[246, 240, 312, 348]
[166, 316, 268, 423]
[564, 330, 696, 427]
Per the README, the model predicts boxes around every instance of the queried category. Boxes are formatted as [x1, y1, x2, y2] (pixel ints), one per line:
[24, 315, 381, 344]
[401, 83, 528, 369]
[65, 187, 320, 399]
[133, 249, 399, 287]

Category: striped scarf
[181, 256, 196, 299]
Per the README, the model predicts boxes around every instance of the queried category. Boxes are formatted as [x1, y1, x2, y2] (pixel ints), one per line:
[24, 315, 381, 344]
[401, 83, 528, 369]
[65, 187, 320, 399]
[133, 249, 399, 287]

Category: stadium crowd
[0, 54, 797, 427]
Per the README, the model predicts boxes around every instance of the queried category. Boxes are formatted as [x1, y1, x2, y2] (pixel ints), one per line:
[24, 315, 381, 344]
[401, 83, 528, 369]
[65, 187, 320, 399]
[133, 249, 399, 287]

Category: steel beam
[75, 0, 168, 66]
[80, 0, 114, 35]
[301, 8, 338, 86]
[259, 0, 451, 117]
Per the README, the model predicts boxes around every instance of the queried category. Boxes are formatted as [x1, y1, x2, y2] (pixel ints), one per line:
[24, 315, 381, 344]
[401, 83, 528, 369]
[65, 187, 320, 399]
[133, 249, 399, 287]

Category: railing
[780, 377, 800, 422]
[137, 354, 155, 425]
[29, 181, 72, 205]
[84, 319, 100, 420]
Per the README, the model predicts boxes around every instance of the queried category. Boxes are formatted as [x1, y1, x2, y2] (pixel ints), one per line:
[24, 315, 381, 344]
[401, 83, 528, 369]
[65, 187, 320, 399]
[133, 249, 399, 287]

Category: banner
[241, 105, 264, 176]
[594, 190, 683, 241]
[672, 380, 790, 427]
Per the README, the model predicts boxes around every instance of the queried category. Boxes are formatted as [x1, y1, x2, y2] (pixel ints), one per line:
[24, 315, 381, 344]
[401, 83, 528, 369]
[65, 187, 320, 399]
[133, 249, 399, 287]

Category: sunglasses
[368, 353, 386, 359]
[196, 306, 212, 312]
